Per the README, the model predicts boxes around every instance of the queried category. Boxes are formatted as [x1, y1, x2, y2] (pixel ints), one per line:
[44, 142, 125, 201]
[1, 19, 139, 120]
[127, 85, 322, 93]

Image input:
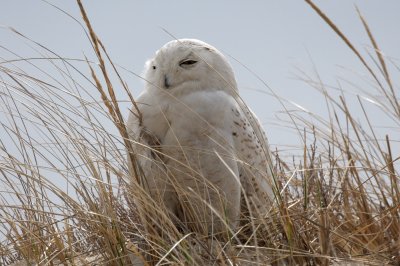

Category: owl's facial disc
[146, 39, 238, 93]
[160, 52, 200, 89]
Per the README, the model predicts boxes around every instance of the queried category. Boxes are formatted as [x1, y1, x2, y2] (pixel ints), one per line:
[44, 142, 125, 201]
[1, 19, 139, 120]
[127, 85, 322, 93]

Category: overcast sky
[1, 0, 399, 154]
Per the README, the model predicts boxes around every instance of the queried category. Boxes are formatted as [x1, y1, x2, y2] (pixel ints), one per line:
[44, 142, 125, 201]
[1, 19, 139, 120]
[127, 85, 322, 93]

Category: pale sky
[1, 0, 399, 154]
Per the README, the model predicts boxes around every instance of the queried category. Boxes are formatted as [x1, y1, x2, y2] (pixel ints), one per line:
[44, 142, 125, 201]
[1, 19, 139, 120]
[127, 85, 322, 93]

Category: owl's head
[143, 39, 238, 96]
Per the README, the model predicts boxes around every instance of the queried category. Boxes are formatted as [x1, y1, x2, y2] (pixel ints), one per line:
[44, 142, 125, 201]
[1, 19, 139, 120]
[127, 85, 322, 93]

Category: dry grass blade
[355, 7, 400, 117]
[304, 0, 384, 91]
[76, 0, 142, 187]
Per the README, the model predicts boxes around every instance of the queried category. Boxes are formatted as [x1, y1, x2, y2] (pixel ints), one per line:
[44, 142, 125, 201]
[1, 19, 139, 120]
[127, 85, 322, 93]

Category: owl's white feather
[127, 39, 275, 236]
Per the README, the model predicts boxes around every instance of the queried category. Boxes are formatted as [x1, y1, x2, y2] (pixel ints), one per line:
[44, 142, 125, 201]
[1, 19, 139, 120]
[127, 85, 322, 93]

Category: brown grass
[0, 0, 398, 265]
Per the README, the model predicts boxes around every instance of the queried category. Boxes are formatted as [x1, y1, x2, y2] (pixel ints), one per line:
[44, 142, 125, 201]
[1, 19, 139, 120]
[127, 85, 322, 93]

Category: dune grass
[0, 0, 398, 265]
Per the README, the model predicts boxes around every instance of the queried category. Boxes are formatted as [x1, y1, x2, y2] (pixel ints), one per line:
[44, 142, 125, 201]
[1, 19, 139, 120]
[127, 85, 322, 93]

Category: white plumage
[127, 39, 275, 237]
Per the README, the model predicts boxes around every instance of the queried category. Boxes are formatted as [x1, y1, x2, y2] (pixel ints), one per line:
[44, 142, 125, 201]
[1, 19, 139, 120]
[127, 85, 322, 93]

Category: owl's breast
[161, 90, 236, 149]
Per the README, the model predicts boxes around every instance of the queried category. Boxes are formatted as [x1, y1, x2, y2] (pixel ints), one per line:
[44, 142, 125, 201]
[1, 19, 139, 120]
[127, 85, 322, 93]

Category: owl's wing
[231, 100, 276, 216]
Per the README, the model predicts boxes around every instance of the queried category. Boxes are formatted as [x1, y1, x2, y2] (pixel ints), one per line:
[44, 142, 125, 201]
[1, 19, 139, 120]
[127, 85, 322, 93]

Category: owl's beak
[164, 75, 171, 89]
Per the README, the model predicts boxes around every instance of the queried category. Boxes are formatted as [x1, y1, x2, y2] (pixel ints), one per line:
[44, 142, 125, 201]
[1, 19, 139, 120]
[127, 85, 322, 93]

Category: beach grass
[0, 0, 398, 265]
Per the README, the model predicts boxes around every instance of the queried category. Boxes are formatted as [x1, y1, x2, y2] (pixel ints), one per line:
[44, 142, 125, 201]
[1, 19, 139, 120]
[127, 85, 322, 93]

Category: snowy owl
[127, 39, 275, 238]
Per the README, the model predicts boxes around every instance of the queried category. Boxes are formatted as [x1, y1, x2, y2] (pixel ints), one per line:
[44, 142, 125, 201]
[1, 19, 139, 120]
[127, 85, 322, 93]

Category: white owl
[127, 39, 275, 238]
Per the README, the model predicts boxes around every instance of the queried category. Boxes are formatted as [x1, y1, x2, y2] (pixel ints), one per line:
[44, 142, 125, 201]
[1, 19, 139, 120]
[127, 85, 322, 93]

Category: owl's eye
[179, 60, 198, 67]
[152, 66, 156, 70]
